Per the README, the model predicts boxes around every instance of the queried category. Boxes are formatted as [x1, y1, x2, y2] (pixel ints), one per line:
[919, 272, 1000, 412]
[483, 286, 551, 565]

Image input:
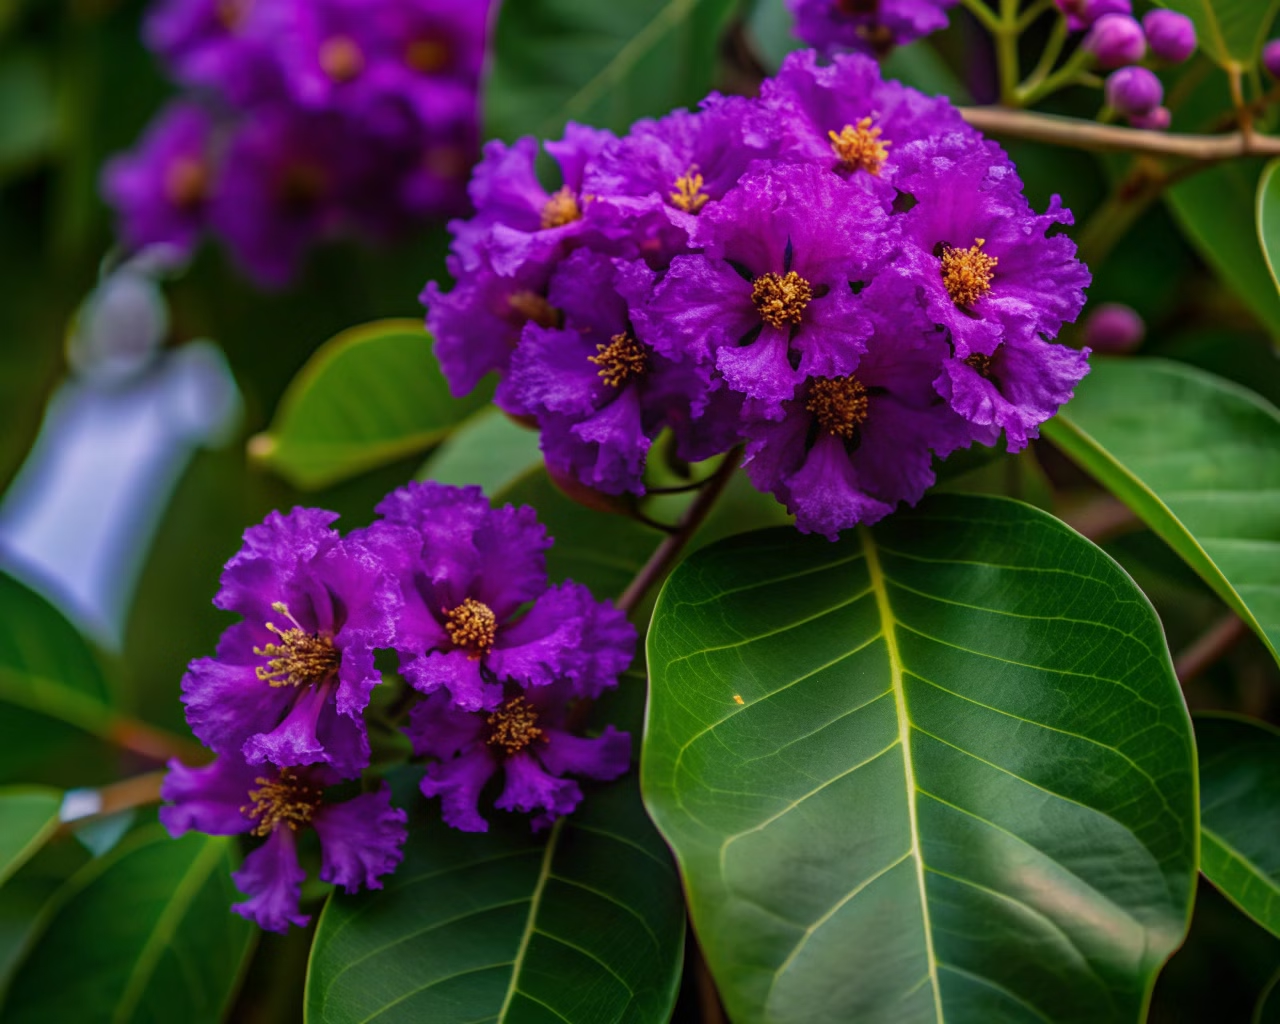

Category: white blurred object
[0, 250, 241, 649]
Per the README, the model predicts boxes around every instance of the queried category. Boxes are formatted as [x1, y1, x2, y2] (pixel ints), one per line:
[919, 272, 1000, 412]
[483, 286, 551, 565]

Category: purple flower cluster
[786, 0, 958, 57]
[162, 484, 635, 931]
[103, 0, 494, 286]
[424, 51, 1091, 539]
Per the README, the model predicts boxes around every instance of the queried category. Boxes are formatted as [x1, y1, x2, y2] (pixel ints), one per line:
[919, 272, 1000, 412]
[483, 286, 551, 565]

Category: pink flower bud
[1265, 40, 1280, 79]
[1083, 303, 1145, 353]
[1085, 13, 1146, 68]
[1142, 10, 1196, 62]
[1105, 66, 1163, 118]
[1129, 106, 1171, 131]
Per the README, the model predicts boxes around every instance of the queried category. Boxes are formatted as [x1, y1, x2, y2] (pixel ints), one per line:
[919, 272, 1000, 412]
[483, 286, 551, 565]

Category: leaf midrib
[496, 818, 564, 1021]
[862, 528, 944, 1023]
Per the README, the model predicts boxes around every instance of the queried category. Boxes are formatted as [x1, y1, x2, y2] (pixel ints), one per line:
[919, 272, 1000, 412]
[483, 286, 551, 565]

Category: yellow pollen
[941, 238, 998, 307]
[508, 290, 560, 328]
[670, 167, 708, 213]
[319, 35, 364, 83]
[253, 604, 339, 688]
[540, 186, 581, 230]
[405, 36, 450, 73]
[589, 331, 647, 388]
[828, 118, 891, 174]
[486, 696, 544, 756]
[965, 352, 994, 377]
[806, 376, 870, 439]
[242, 768, 323, 837]
[752, 271, 813, 329]
[164, 157, 209, 209]
[445, 598, 497, 657]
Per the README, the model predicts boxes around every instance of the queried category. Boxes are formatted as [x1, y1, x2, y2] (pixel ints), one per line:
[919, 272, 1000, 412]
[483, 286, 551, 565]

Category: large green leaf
[250, 319, 491, 490]
[305, 773, 684, 1024]
[1043, 357, 1280, 664]
[1165, 160, 1280, 338]
[0, 788, 60, 889]
[643, 495, 1197, 1023]
[1157, 0, 1280, 69]
[486, 0, 739, 142]
[420, 407, 544, 495]
[1258, 157, 1280, 298]
[0, 827, 254, 1023]
[1196, 713, 1280, 939]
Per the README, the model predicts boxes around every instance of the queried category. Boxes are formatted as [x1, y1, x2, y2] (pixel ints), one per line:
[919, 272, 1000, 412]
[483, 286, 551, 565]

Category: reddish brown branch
[1175, 613, 1249, 686]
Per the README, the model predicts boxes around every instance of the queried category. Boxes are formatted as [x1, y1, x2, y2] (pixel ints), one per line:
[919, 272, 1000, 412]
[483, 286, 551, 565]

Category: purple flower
[742, 274, 973, 538]
[645, 161, 894, 416]
[786, 0, 958, 57]
[1054, 0, 1130, 32]
[101, 101, 215, 256]
[500, 250, 722, 495]
[144, 0, 283, 105]
[760, 50, 972, 185]
[180, 507, 398, 777]
[161, 754, 407, 932]
[406, 681, 631, 832]
[893, 136, 1091, 360]
[1266, 40, 1280, 80]
[369, 483, 636, 709]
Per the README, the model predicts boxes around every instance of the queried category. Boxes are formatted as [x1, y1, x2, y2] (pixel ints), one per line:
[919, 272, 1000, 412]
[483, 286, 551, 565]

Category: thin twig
[959, 106, 1280, 160]
[56, 769, 167, 836]
[1059, 494, 1141, 543]
[106, 716, 206, 763]
[1175, 613, 1249, 686]
[617, 449, 743, 616]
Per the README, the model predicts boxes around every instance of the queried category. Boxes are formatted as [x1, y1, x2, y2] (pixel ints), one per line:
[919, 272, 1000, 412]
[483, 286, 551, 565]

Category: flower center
[589, 331, 647, 388]
[445, 598, 497, 657]
[164, 157, 209, 209]
[752, 271, 813, 329]
[319, 35, 364, 83]
[828, 118, 890, 175]
[837, 0, 879, 13]
[486, 696, 544, 756]
[940, 238, 997, 307]
[806, 376, 869, 439]
[508, 290, 560, 328]
[254, 603, 340, 688]
[422, 144, 470, 180]
[405, 35, 450, 73]
[277, 163, 328, 210]
[540, 186, 581, 230]
[242, 768, 323, 837]
[965, 352, 993, 377]
[215, 0, 252, 31]
[670, 167, 708, 213]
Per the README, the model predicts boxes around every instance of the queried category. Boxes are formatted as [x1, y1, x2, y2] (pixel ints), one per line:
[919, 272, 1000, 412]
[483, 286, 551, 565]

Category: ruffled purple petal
[232, 828, 310, 933]
[402, 649, 501, 710]
[312, 784, 408, 894]
[159, 755, 257, 837]
[496, 751, 583, 831]
[537, 727, 632, 780]
[181, 647, 292, 757]
[420, 743, 498, 833]
[404, 690, 486, 760]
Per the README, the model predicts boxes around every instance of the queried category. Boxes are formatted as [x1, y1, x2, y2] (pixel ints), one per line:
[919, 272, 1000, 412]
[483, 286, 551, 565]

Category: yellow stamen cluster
[445, 598, 498, 657]
[828, 118, 890, 175]
[670, 168, 709, 213]
[508, 290, 560, 328]
[164, 157, 209, 209]
[752, 271, 813, 329]
[486, 696, 544, 756]
[318, 35, 364, 83]
[807, 376, 870, 439]
[589, 332, 647, 388]
[965, 352, 994, 377]
[243, 768, 323, 837]
[405, 36, 449, 73]
[540, 186, 582, 230]
[253, 604, 340, 688]
[941, 238, 998, 307]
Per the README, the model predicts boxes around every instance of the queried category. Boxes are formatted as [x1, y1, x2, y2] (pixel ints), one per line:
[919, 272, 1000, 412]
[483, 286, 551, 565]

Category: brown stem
[959, 106, 1280, 161]
[1059, 495, 1141, 544]
[56, 769, 168, 835]
[693, 929, 727, 1024]
[617, 448, 743, 616]
[1175, 613, 1249, 686]
[106, 716, 206, 764]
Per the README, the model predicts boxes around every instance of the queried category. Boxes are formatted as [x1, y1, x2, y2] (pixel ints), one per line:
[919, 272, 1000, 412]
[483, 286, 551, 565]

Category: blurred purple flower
[786, 0, 958, 57]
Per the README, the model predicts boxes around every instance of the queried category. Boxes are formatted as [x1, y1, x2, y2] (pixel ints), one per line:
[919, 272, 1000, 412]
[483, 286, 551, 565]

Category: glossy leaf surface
[0, 789, 60, 889]
[1, 828, 253, 1024]
[1196, 714, 1280, 938]
[250, 319, 490, 490]
[305, 774, 684, 1024]
[486, 0, 738, 141]
[1157, 0, 1280, 68]
[1044, 357, 1280, 663]
[1258, 157, 1280, 298]
[643, 495, 1197, 1023]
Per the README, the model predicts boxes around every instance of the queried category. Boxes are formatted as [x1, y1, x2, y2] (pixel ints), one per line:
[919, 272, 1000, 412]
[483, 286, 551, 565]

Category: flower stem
[995, 0, 1021, 105]
[56, 769, 168, 835]
[957, 0, 1003, 36]
[1174, 613, 1248, 686]
[1018, 16, 1068, 99]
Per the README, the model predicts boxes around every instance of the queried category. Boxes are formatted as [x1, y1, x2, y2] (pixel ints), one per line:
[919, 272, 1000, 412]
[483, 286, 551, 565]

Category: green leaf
[250, 319, 491, 490]
[643, 495, 1197, 1023]
[1259, 968, 1280, 1023]
[305, 774, 685, 1024]
[1196, 713, 1280, 939]
[1257, 157, 1280, 298]
[0, 827, 255, 1024]
[486, 0, 739, 142]
[1157, 0, 1280, 69]
[1043, 357, 1280, 665]
[1166, 159, 1280, 338]
[0, 789, 60, 889]
[419, 407, 544, 495]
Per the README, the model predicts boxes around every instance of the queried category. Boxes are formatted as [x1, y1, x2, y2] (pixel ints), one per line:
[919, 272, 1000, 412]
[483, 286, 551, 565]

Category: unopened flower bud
[1265, 40, 1280, 79]
[1083, 303, 1145, 353]
[1054, 0, 1130, 31]
[1105, 66, 1163, 118]
[1085, 13, 1146, 68]
[1129, 105, 1171, 131]
[1141, 10, 1196, 62]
